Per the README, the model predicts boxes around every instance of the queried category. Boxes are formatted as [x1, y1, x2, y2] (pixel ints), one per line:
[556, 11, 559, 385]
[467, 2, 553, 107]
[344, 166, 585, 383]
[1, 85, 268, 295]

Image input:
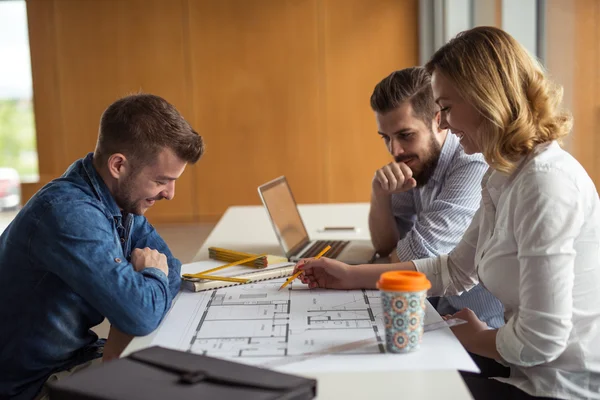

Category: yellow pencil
[209, 253, 267, 268]
[209, 247, 256, 257]
[209, 248, 267, 265]
[182, 253, 267, 279]
[278, 245, 331, 291]
[188, 275, 249, 283]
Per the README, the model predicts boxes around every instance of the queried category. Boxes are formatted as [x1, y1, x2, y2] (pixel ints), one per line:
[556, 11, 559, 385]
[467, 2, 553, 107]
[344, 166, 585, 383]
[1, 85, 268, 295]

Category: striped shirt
[392, 133, 505, 328]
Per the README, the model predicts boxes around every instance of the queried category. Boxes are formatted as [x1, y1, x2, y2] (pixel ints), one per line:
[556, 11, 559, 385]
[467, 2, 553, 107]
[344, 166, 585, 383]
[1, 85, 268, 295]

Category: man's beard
[395, 134, 442, 187]
[114, 174, 141, 215]
[113, 171, 156, 215]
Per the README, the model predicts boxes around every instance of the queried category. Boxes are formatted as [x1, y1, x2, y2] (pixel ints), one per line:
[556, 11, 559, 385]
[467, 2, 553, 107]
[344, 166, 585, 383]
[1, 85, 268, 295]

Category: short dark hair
[370, 67, 436, 126]
[95, 93, 204, 167]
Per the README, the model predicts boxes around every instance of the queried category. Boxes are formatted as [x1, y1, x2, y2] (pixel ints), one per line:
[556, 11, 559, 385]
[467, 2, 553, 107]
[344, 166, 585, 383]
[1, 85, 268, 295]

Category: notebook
[181, 260, 295, 292]
[257, 176, 376, 264]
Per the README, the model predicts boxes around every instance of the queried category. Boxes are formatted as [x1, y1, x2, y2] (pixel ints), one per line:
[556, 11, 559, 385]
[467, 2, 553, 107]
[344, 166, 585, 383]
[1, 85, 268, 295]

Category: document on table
[152, 269, 478, 374]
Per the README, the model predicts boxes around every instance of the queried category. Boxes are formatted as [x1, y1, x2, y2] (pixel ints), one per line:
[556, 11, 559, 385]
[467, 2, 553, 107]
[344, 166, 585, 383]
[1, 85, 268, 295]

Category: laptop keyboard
[302, 240, 350, 259]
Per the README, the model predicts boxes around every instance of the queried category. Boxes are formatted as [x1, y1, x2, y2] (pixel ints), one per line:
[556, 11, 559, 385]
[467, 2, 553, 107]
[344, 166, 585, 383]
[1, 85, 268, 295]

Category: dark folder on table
[48, 346, 317, 400]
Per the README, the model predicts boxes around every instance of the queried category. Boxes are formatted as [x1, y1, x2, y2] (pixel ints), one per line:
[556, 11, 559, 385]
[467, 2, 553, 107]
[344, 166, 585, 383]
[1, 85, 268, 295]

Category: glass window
[0, 0, 38, 186]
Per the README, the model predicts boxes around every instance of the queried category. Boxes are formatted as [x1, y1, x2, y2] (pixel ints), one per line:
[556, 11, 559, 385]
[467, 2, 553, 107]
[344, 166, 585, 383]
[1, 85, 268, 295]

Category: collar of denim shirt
[81, 152, 123, 219]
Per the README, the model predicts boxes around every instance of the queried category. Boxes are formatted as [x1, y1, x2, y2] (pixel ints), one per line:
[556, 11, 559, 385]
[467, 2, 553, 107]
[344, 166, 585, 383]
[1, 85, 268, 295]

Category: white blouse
[414, 142, 600, 399]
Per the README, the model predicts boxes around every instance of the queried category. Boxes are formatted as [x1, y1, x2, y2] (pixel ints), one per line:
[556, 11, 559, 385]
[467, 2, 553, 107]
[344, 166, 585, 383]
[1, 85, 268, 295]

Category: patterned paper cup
[378, 270, 431, 353]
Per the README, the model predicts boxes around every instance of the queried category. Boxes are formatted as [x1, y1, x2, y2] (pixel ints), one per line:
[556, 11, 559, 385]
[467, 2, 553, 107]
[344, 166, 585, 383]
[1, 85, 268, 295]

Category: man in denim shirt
[0, 94, 204, 399]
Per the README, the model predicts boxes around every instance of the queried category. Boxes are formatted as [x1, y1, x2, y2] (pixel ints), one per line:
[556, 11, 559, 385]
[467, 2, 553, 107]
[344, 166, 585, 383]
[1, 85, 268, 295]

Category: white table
[125, 203, 473, 399]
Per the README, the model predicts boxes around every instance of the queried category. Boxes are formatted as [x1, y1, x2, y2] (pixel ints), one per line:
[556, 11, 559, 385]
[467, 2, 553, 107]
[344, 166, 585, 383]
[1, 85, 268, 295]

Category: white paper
[153, 277, 479, 373]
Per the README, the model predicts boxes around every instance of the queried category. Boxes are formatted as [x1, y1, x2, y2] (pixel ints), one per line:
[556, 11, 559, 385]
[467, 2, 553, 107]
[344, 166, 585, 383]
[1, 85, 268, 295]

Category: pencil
[209, 247, 256, 257]
[188, 275, 249, 283]
[209, 247, 267, 265]
[208, 252, 267, 268]
[278, 245, 331, 291]
[182, 253, 267, 279]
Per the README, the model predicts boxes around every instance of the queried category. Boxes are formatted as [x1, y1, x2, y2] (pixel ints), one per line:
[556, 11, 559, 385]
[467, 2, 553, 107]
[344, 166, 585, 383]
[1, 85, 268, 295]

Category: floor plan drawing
[180, 280, 387, 357]
[152, 278, 479, 373]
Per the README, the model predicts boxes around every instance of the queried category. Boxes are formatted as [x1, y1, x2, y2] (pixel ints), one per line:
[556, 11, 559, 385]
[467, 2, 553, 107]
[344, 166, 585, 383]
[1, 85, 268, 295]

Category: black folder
[48, 346, 317, 400]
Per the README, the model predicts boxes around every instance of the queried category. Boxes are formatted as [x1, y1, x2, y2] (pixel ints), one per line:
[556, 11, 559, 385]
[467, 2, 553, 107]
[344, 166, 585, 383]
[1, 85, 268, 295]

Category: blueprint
[151, 271, 479, 373]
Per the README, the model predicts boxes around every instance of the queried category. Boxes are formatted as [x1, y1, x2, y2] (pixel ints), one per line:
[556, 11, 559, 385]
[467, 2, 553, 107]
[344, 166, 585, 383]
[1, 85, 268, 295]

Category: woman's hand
[447, 308, 490, 351]
[294, 257, 358, 290]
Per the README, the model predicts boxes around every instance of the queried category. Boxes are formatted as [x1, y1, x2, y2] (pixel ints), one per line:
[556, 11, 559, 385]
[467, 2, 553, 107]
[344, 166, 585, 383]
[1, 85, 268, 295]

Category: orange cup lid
[377, 270, 431, 292]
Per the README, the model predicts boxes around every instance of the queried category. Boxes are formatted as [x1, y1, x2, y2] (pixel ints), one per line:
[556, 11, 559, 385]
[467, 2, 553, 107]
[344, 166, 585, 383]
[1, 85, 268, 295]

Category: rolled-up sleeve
[496, 170, 580, 366]
[412, 254, 447, 296]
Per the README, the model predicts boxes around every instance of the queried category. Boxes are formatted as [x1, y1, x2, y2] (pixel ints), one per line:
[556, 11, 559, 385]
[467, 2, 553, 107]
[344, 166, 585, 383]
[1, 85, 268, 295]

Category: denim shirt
[0, 153, 182, 400]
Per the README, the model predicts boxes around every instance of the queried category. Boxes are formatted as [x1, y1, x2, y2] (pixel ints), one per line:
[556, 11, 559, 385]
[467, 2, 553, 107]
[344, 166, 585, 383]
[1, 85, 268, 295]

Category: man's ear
[107, 153, 129, 180]
[433, 112, 443, 133]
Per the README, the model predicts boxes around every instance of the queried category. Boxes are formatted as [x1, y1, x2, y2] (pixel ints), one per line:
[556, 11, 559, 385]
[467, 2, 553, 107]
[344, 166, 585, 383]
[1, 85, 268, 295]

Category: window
[0, 0, 38, 185]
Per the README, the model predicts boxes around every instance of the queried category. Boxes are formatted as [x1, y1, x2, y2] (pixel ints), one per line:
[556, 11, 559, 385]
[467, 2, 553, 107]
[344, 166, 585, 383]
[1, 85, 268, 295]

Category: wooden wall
[571, 0, 599, 189]
[25, 0, 418, 223]
[545, 0, 600, 189]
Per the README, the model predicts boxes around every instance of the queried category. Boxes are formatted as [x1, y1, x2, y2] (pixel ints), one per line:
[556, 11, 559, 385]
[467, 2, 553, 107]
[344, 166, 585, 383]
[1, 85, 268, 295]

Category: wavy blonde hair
[425, 26, 572, 174]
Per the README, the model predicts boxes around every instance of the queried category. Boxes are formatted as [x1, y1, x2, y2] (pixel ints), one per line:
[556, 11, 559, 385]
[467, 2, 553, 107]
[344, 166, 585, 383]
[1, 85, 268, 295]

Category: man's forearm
[368, 192, 399, 255]
[103, 326, 134, 361]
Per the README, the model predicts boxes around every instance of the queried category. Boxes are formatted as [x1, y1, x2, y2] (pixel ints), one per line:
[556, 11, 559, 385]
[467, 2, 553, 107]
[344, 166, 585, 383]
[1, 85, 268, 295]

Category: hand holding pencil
[292, 252, 358, 290]
[278, 245, 331, 291]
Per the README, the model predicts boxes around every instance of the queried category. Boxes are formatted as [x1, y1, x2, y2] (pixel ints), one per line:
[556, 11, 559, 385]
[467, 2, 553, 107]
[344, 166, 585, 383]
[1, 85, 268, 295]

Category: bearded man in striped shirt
[368, 67, 504, 328]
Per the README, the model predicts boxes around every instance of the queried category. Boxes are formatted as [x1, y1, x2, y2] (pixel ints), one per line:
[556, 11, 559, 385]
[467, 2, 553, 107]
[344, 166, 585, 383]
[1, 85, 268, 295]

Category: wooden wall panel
[26, 0, 420, 222]
[570, 0, 599, 188]
[544, 0, 599, 190]
[596, 0, 600, 189]
[322, 0, 419, 202]
[26, 0, 66, 183]
[29, 0, 197, 222]
[188, 0, 323, 218]
[52, 0, 120, 170]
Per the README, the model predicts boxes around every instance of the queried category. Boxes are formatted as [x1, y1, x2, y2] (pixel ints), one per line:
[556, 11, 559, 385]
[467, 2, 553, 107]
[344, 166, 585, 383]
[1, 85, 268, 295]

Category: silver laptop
[258, 176, 376, 264]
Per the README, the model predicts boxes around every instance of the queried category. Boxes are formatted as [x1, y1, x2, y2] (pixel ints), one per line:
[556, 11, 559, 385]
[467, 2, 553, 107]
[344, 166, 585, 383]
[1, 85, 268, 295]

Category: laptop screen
[258, 176, 310, 257]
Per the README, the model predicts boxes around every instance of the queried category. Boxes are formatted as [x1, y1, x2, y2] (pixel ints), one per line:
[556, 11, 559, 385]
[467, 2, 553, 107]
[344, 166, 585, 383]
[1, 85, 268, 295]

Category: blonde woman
[295, 26, 600, 400]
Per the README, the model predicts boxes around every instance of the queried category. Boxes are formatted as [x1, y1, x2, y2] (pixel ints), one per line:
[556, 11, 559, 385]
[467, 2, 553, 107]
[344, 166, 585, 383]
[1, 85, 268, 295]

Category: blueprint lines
[152, 278, 479, 373]
[192, 282, 386, 357]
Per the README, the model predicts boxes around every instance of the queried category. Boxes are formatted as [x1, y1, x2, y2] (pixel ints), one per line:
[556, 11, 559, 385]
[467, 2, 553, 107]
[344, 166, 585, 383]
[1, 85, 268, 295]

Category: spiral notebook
[181, 260, 295, 292]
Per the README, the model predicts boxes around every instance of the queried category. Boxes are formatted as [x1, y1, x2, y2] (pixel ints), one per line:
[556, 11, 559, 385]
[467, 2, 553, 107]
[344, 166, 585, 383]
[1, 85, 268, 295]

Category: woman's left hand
[446, 308, 489, 350]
